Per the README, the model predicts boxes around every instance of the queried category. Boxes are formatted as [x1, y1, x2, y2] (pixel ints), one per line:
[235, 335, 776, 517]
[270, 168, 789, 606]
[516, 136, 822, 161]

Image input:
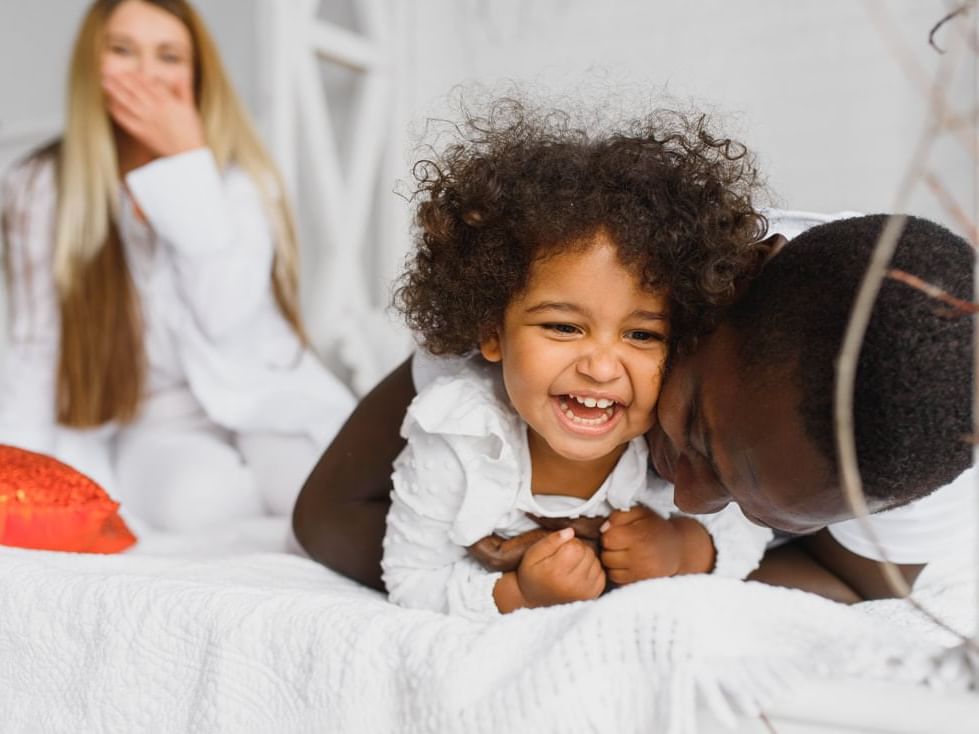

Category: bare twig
[887, 268, 979, 313]
[945, 104, 979, 132]
[835, 213, 912, 599]
[759, 712, 779, 734]
[923, 171, 979, 247]
[928, 4, 971, 53]
[844, 3, 977, 645]
[969, 0, 979, 645]
[865, 1, 978, 159]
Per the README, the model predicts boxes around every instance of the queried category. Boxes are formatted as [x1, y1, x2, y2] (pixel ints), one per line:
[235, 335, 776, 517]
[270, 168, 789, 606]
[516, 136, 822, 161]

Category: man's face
[647, 322, 881, 534]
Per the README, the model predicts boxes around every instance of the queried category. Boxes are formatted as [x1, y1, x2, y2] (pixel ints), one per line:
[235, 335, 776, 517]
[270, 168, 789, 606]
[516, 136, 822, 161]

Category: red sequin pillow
[0, 444, 136, 554]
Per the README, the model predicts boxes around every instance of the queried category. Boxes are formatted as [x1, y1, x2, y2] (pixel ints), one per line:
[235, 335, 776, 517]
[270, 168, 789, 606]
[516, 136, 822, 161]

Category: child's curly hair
[395, 98, 770, 354]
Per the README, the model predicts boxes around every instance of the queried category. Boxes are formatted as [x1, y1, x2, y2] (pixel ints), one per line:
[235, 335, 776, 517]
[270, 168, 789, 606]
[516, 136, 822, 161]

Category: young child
[381, 100, 774, 619]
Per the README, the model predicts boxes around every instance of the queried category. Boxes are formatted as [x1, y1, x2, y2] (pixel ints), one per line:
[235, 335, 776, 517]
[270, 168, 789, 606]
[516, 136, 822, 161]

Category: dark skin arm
[292, 358, 415, 590]
[747, 528, 925, 603]
[293, 357, 923, 602]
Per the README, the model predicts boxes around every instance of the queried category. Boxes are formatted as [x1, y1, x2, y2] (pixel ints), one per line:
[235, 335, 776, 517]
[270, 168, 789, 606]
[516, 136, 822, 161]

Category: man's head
[648, 214, 974, 533]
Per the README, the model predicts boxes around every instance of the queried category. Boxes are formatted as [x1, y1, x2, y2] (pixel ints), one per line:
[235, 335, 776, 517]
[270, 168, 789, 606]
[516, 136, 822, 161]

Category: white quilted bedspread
[0, 517, 975, 734]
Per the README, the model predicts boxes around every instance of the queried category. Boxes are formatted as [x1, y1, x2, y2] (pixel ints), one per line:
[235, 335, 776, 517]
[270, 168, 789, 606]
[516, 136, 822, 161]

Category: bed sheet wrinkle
[0, 517, 975, 734]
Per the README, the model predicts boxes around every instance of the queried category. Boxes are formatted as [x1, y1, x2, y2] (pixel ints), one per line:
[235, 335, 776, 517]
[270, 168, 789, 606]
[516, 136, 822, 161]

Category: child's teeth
[559, 394, 617, 426]
[569, 394, 615, 409]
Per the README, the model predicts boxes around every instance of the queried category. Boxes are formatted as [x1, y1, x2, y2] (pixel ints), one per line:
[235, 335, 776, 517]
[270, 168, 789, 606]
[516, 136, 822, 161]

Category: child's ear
[479, 331, 502, 362]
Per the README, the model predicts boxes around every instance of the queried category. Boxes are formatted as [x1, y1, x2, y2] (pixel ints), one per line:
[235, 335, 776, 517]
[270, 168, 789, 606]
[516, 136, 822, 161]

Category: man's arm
[292, 358, 416, 590]
[747, 528, 924, 603]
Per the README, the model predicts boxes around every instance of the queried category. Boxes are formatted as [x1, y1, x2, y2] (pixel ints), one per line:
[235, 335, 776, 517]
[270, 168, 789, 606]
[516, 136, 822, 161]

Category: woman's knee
[114, 433, 263, 531]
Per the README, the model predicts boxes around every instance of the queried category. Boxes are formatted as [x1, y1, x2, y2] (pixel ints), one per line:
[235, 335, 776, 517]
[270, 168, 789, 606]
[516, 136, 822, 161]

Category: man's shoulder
[827, 465, 977, 564]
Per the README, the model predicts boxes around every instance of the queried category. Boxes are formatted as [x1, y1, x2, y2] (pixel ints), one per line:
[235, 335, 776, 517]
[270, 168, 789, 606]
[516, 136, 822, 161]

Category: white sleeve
[692, 503, 773, 579]
[410, 350, 473, 392]
[381, 423, 502, 620]
[638, 480, 773, 579]
[828, 466, 978, 564]
[125, 148, 276, 341]
[0, 159, 59, 452]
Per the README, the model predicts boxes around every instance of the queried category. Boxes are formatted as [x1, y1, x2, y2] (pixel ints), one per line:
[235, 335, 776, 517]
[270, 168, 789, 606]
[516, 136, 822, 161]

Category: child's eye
[160, 53, 184, 64]
[542, 323, 580, 335]
[626, 330, 666, 344]
[110, 45, 132, 56]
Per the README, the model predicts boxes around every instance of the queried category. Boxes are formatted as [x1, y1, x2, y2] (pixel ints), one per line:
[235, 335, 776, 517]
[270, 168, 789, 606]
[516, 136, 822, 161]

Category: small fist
[600, 505, 682, 585]
[517, 528, 606, 607]
[468, 529, 550, 573]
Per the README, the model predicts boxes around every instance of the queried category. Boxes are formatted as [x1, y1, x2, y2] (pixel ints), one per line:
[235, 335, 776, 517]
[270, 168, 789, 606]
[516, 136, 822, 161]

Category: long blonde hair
[55, 0, 303, 427]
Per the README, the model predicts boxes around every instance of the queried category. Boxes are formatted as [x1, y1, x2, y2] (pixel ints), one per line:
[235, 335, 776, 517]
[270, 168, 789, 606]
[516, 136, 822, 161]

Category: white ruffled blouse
[382, 357, 772, 620]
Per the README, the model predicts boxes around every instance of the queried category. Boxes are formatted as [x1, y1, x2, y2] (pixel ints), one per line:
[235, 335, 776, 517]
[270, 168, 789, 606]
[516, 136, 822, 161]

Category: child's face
[480, 231, 669, 465]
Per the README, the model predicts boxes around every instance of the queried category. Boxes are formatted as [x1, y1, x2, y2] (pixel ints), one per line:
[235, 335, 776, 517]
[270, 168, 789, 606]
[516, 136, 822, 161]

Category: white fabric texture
[827, 466, 979, 564]
[0, 519, 974, 734]
[384, 359, 771, 619]
[0, 150, 354, 527]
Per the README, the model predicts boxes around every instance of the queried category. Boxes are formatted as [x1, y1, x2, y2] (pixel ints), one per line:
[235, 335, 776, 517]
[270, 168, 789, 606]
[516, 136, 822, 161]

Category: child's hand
[600, 506, 683, 584]
[102, 71, 205, 158]
[468, 529, 550, 573]
[469, 514, 608, 573]
[515, 528, 606, 608]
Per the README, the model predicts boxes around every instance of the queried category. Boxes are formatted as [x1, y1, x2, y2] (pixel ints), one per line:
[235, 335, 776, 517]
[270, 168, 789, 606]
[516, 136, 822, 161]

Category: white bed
[1, 515, 976, 734]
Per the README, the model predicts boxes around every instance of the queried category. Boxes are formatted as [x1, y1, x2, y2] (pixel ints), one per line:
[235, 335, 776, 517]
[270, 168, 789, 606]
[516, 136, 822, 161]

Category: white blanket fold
[0, 520, 974, 734]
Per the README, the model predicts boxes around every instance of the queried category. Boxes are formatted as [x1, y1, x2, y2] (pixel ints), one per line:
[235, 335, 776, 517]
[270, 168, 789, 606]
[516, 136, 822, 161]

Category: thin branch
[759, 712, 779, 734]
[924, 171, 979, 247]
[928, 4, 971, 53]
[842, 3, 976, 644]
[887, 268, 979, 313]
[945, 104, 979, 132]
[865, 1, 978, 159]
[970, 0, 979, 645]
[835, 214, 913, 600]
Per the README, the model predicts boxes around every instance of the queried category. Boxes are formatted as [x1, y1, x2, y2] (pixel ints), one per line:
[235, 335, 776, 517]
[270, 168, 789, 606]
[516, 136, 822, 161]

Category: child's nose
[576, 345, 623, 383]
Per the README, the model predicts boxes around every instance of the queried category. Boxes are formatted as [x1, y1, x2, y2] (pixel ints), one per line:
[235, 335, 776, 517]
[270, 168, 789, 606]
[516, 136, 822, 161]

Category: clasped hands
[475, 506, 697, 612]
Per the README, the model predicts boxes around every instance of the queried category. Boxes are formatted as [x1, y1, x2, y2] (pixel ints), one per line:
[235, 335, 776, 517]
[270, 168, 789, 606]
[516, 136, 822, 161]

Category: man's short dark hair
[730, 214, 973, 504]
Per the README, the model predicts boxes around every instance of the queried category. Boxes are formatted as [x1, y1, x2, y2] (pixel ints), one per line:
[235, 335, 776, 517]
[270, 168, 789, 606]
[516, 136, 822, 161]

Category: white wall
[0, 0, 974, 363]
[0, 0, 261, 171]
[1, 0, 972, 265]
[396, 0, 974, 236]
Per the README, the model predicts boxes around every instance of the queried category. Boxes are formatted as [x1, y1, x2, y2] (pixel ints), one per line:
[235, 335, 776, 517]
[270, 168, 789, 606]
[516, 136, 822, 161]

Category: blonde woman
[0, 0, 354, 532]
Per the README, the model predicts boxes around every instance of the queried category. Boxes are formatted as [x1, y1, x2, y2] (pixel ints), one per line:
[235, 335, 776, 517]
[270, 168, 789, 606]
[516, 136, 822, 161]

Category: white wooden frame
[255, 0, 412, 396]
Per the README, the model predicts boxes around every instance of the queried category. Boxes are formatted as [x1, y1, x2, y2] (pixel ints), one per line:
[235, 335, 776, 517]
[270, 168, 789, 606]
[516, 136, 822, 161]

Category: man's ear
[731, 233, 788, 301]
[479, 330, 502, 362]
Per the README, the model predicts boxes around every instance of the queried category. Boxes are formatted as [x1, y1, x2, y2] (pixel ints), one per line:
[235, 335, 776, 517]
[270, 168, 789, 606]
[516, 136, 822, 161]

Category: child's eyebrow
[631, 310, 669, 321]
[523, 302, 668, 320]
[524, 301, 587, 316]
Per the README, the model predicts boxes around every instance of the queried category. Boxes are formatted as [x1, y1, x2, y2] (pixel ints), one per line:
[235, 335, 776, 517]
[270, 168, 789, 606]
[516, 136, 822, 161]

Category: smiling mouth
[552, 394, 623, 435]
[558, 393, 616, 425]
